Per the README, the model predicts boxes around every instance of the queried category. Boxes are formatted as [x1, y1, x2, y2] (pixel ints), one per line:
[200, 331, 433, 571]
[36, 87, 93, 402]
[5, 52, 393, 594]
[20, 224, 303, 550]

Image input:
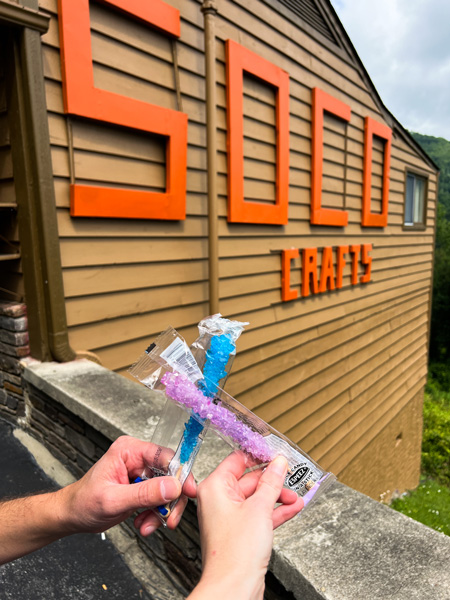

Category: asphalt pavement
[0, 417, 152, 600]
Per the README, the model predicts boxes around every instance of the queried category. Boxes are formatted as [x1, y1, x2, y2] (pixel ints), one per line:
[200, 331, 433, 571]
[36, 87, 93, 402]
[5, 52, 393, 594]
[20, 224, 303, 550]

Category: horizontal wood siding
[38, 0, 436, 478]
[39, 0, 210, 369]
[212, 0, 436, 478]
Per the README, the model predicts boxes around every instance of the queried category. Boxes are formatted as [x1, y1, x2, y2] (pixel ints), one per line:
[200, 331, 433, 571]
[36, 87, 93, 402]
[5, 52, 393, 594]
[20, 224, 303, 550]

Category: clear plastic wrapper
[129, 326, 336, 521]
[175, 314, 247, 484]
[129, 327, 203, 390]
[129, 318, 247, 521]
[190, 314, 248, 390]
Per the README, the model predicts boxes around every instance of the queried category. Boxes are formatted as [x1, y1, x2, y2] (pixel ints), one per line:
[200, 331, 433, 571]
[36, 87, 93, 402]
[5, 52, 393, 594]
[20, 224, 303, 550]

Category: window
[404, 171, 427, 227]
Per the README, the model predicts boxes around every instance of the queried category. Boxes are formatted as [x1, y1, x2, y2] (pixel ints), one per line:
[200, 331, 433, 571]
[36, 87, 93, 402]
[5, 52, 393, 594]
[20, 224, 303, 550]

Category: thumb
[255, 456, 288, 506]
[112, 477, 182, 513]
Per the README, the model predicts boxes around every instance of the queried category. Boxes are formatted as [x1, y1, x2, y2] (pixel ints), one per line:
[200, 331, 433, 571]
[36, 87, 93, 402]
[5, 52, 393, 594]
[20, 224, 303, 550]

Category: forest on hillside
[410, 132, 450, 363]
[391, 133, 450, 534]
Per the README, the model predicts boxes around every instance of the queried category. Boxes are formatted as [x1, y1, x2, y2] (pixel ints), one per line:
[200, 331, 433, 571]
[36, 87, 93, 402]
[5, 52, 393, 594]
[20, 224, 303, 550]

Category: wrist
[36, 487, 76, 539]
[45, 483, 81, 536]
[194, 566, 264, 600]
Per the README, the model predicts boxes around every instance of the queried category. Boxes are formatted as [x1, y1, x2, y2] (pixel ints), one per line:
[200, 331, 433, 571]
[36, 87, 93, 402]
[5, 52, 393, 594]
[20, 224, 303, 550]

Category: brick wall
[25, 384, 107, 477]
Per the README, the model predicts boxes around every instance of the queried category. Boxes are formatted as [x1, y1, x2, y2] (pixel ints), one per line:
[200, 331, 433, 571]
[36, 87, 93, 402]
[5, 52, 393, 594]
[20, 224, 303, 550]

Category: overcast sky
[329, 0, 450, 140]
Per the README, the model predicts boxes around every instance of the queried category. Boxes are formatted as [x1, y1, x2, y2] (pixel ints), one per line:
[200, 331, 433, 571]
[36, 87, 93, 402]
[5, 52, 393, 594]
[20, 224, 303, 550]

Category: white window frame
[404, 169, 428, 229]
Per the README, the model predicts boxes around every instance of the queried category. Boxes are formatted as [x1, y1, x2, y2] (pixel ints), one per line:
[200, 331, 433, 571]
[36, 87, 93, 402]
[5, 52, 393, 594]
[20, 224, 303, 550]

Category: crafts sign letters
[281, 244, 373, 302]
[58, 0, 391, 301]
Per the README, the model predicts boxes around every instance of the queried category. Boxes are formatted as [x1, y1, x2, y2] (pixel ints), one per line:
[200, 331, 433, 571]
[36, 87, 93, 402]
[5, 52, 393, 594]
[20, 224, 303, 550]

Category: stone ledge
[272, 482, 450, 599]
[22, 359, 165, 442]
[22, 360, 450, 600]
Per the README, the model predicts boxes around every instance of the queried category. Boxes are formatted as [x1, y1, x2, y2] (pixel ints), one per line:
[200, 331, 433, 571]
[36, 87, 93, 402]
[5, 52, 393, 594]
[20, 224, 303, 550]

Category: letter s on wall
[58, 0, 188, 220]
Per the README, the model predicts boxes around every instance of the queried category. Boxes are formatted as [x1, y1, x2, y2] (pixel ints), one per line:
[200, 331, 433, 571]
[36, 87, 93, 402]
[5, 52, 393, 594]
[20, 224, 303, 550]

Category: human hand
[190, 452, 303, 600]
[60, 436, 196, 537]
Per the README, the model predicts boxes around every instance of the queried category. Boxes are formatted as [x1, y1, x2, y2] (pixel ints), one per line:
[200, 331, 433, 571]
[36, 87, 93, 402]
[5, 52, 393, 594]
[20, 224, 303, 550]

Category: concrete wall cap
[22, 359, 165, 442]
[23, 360, 450, 599]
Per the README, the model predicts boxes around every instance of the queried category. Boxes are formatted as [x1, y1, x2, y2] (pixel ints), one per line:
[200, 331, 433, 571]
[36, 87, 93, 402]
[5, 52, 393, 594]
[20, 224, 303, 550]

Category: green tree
[411, 132, 450, 217]
[430, 204, 450, 359]
[410, 132, 450, 359]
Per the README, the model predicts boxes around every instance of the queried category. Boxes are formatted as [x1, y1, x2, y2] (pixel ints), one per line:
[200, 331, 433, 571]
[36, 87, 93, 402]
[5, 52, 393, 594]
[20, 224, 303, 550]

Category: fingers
[134, 494, 189, 536]
[110, 436, 174, 480]
[111, 475, 182, 514]
[134, 510, 161, 537]
[273, 495, 304, 529]
[278, 488, 299, 505]
[167, 494, 188, 529]
[238, 469, 263, 498]
[113, 436, 197, 495]
[254, 456, 289, 507]
[182, 473, 197, 499]
[207, 450, 249, 482]
[238, 468, 300, 508]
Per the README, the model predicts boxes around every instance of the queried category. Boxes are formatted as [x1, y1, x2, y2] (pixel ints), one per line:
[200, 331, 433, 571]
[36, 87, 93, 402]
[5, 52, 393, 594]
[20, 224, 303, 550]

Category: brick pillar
[0, 301, 30, 418]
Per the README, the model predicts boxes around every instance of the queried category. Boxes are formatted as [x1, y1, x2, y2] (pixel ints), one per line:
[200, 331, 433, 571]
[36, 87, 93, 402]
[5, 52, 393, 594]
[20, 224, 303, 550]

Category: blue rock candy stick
[155, 332, 240, 520]
[179, 416, 204, 463]
[179, 334, 235, 464]
[199, 335, 235, 397]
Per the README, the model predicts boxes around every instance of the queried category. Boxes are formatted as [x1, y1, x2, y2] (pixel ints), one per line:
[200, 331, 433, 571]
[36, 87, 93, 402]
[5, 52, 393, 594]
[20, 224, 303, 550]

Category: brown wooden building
[0, 0, 438, 501]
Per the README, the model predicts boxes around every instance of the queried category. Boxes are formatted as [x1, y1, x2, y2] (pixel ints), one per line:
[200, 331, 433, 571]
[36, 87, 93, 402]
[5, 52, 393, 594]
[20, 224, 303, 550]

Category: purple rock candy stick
[161, 372, 274, 463]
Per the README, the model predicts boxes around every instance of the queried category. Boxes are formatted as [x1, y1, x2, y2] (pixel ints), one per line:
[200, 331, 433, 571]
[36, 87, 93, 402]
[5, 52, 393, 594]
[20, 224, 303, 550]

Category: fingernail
[160, 478, 182, 502]
[270, 456, 289, 476]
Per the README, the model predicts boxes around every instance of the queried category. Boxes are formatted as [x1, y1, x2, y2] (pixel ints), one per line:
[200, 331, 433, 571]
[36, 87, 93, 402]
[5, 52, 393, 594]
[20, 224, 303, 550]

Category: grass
[389, 363, 450, 536]
[421, 365, 450, 487]
[390, 478, 450, 536]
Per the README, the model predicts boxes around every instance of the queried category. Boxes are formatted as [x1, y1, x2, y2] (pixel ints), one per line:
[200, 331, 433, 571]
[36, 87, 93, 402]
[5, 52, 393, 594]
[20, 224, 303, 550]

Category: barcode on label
[160, 338, 203, 382]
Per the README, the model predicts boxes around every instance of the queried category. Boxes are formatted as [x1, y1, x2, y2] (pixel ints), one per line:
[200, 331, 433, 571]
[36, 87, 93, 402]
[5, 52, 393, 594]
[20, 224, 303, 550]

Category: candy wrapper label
[263, 434, 321, 494]
[160, 337, 203, 382]
[129, 327, 203, 391]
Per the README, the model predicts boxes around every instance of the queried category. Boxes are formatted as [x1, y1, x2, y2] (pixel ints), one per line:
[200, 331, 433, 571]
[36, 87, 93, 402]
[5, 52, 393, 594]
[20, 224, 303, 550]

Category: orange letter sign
[360, 243, 373, 283]
[311, 88, 351, 227]
[319, 247, 335, 293]
[336, 245, 349, 289]
[226, 40, 290, 225]
[362, 117, 392, 227]
[349, 244, 361, 285]
[301, 248, 319, 297]
[281, 249, 299, 301]
[58, 0, 188, 220]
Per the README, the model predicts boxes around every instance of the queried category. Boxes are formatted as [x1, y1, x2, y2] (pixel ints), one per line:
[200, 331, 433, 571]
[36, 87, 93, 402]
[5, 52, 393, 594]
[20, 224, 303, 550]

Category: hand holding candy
[188, 452, 303, 599]
[62, 436, 196, 537]
[130, 324, 336, 520]
[0, 436, 197, 566]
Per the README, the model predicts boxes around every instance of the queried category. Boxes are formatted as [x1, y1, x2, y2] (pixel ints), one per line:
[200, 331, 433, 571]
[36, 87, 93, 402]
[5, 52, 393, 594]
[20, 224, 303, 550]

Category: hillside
[410, 132, 450, 360]
[410, 132, 450, 216]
